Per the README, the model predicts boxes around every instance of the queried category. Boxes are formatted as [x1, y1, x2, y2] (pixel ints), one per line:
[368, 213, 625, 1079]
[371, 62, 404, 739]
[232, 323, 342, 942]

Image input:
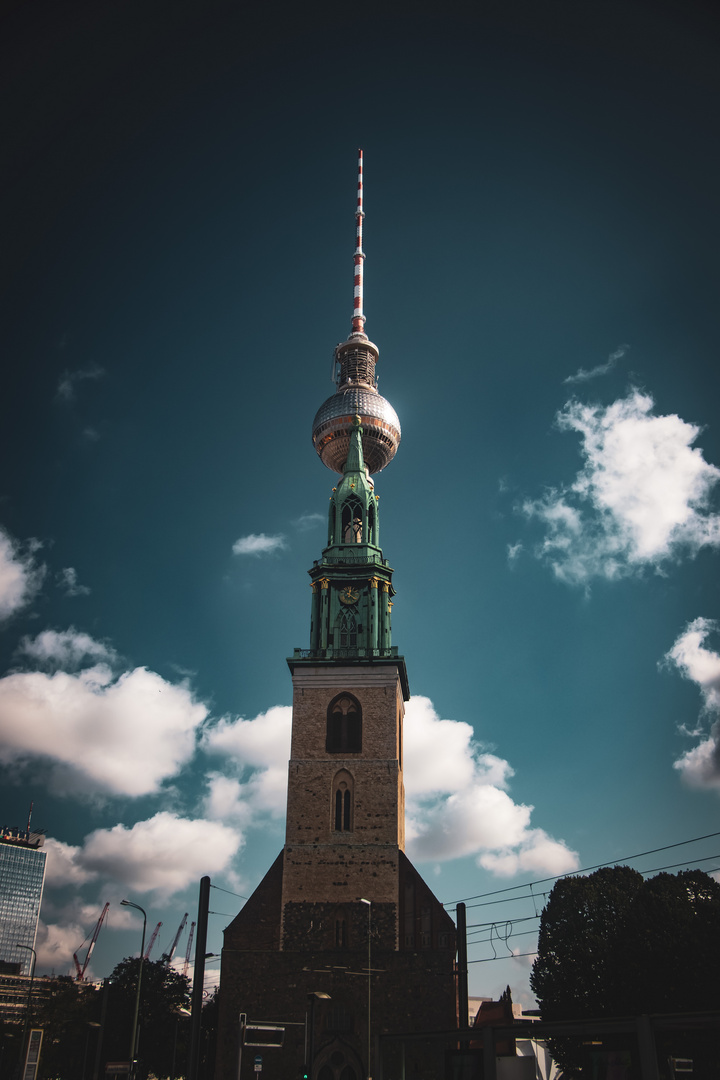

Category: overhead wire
[444, 830, 720, 909]
[457, 849, 720, 964]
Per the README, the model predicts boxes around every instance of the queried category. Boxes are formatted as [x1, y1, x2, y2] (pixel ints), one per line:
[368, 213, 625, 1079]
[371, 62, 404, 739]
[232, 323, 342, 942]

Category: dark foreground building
[215, 152, 458, 1080]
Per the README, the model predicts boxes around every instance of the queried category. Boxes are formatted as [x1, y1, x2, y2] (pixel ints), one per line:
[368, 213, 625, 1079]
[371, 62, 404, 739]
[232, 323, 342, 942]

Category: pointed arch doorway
[314, 1039, 363, 1080]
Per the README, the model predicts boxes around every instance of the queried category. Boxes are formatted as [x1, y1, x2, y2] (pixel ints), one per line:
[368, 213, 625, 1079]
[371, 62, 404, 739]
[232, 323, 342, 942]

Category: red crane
[183, 921, 196, 978]
[144, 921, 163, 960]
[73, 902, 110, 982]
[161, 913, 188, 965]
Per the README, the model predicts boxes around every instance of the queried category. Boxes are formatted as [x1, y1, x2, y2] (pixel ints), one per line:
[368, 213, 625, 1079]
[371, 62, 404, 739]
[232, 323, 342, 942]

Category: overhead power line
[444, 830, 720, 908]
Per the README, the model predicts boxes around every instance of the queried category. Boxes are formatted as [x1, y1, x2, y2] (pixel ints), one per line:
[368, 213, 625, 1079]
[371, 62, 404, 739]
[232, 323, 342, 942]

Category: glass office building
[0, 829, 47, 975]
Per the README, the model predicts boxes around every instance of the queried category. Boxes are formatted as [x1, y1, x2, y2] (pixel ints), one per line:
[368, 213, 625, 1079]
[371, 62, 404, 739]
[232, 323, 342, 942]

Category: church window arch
[328, 500, 336, 545]
[367, 501, 376, 545]
[332, 769, 354, 832]
[342, 499, 363, 543]
[316, 1042, 362, 1080]
[326, 693, 362, 753]
[336, 609, 357, 649]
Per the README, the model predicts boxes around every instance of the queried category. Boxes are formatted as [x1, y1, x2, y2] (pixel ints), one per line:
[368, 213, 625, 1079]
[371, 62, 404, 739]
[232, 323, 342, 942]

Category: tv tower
[311, 149, 402, 475]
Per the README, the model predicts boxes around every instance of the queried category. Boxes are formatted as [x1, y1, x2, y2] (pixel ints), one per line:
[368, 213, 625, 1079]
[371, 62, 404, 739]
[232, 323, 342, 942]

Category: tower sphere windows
[312, 388, 401, 475]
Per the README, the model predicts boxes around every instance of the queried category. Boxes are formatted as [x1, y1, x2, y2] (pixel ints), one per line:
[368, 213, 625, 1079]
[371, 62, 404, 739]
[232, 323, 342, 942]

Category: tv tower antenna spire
[311, 149, 401, 475]
[351, 148, 366, 337]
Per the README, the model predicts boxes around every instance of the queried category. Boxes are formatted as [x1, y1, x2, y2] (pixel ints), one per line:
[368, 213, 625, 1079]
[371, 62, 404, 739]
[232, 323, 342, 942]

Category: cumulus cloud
[232, 533, 287, 556]
[44, 837, 96, 886]
[56, 365, 104, 403]
[201, 705, 292, 820]
[292, 513, 325, 532]
[522, 390, 720, 586]
[44, 814, 242, 901]
[0, 527, 45, 620]
[78, 812, 243, 897]
[563, 343, 629, 385]
[35, 919, 87, 974]
[199, 697, 576, 877]
[0, 657, 206, 796]
[56, 567, 90, 596]
[404, 697, 579, 876]
[664, 618, 720, 791]
[507, 542, 523, 565]
[19, 627, 115, 668]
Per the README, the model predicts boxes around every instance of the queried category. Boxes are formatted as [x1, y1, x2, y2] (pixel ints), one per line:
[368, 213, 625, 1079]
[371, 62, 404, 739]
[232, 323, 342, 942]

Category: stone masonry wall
[215, 945, 457, 1080]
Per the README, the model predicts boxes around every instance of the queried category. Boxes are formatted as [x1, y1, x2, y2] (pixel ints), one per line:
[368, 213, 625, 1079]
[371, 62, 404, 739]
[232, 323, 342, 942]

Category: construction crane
[161, 913, 188, 965]
[73, 902, 110, 982]
[144, 921, 163, 960]
[183, 921, 196, 979]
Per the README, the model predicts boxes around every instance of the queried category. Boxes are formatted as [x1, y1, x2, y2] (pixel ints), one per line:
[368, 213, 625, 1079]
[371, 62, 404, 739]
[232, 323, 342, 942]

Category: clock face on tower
[339, 586, 360, 605]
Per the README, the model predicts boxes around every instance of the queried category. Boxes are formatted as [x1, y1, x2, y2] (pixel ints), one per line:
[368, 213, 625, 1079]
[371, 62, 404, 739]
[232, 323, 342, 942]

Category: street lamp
[120, 899, 147, 1080]
[15, 944, 36, 1080]
[359, 899, 371, 1080]
[305, 992, 330, 1080]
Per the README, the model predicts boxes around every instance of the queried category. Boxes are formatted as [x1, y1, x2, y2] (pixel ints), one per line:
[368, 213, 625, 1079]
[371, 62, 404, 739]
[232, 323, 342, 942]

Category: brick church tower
[215, 153, 457, 1080]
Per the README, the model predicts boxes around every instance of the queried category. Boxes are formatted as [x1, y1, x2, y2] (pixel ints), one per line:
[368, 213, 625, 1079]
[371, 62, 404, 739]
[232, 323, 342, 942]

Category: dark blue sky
[1, 0, 719, 1000]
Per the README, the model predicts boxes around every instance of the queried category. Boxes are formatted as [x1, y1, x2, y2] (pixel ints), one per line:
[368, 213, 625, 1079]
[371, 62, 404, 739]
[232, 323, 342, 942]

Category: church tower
[216, 152, 457, 1080]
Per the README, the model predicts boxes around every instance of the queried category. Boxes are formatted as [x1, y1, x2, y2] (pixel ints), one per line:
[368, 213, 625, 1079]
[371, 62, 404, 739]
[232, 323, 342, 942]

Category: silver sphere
[312, 387, 401, 474]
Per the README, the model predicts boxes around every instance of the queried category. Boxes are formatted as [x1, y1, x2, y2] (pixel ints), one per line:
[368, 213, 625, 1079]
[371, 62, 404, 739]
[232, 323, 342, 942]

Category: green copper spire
[326, 416, 379, 551]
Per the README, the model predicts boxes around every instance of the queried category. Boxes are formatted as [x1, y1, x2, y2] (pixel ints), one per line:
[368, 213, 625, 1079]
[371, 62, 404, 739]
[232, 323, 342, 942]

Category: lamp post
[15, 944, 36, 1080]
[305, 992, 330, 1080]
[120, 899, 147, 1080]
[359, 899, 371, 1080]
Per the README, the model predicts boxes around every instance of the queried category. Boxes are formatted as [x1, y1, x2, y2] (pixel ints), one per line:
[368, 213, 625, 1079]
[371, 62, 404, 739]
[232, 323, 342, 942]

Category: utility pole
[188, 876, 210, 1080]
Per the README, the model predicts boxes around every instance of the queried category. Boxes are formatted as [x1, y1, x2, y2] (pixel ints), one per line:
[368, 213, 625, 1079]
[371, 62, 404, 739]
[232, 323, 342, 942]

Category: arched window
[332, 770, 354, 832]
[334, 785, 351, 831]
[367, 501, 376, 545]
[336, 610, 357, 649]
[326, 694, 362, 753]
[316, 1045, 361, 1080]
[342, 500, 363, 543]
[328, 500, 335, 545]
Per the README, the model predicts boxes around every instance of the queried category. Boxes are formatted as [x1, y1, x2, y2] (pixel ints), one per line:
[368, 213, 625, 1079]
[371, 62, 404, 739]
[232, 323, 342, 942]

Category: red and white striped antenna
[351, 148, 366, 337]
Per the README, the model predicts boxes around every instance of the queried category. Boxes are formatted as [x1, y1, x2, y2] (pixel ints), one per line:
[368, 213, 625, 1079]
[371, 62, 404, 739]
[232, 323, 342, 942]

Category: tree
[101, 958, 191, 1080]
[530, 866, 720, 1076]
[30, 976, 102, 1080]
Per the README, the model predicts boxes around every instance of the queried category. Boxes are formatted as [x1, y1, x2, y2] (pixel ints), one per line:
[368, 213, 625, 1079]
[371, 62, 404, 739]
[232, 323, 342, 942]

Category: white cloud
[664, 618, 720, 791]
[44, 837, 96, 886]
[404, 697, 579, 876]
[0, 527, 45, 620]
[199, 697, 576, 877]
[0, 658, 206, 796]
[57, 567, 90, 596]
[293, 513, 325, 532]
[522, 389, 720, 585]
[35, 919, 86, 974]
[19, 627, 115, 668]
[507, 542, 523, 564]
[232, 533, 287, 556]
[56, 365, 104, 402]
[563, 343, 629, 385]
[78, 812, 243, 897]
[201, 705, 292, 820]
[41, 815, 242, 918]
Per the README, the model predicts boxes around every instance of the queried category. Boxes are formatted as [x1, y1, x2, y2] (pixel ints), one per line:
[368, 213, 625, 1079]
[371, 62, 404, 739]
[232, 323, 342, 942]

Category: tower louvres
[311, 149, 401, 476]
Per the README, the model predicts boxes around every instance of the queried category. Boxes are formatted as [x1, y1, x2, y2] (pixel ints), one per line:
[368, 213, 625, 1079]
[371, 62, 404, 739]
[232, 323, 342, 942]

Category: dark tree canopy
[103, 957, 191, 1079]
[530, 867, 720, 1076]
